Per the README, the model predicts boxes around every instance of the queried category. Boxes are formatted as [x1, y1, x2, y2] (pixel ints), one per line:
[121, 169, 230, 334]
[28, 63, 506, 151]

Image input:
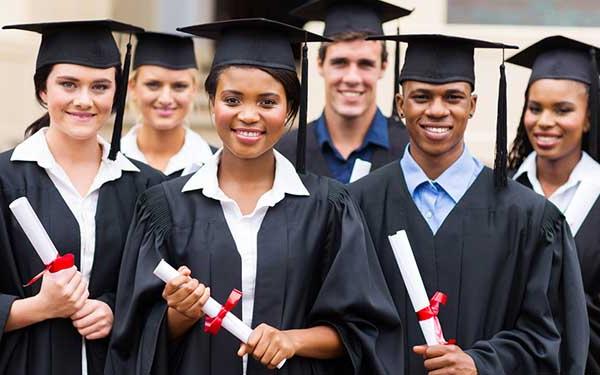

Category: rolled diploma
[153, 259, 286, 368]
[9, 197, 58, 265]
[388, 230, 441, 346]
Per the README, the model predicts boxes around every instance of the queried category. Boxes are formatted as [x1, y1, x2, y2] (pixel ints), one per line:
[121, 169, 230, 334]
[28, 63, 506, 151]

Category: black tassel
[109, 36, 133, 161]
[494, 59, 508, 189]
[296, 42, 308, 174]
[390, 26, 401, 124]
[589, 48, 599, 161]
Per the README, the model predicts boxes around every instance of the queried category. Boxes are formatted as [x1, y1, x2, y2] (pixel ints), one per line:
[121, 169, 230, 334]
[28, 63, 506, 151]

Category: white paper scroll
[9, 197, 58, 265]
[388, 230, 446, 346]
[153, 259, 286, 369]
[349, 158, 372, 183]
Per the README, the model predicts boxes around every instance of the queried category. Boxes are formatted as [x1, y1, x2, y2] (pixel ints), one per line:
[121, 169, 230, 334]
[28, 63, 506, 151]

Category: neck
[137, 124, 186, 157]
[323, 104, 377, 159]
[218, 148, 276, 189]
[536, 150, 582, 196]
[410, 142, 464, 180]
[45, 126, 102, 166]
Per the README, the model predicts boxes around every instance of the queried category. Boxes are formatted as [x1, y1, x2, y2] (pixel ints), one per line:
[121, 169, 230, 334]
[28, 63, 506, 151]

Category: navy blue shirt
[314, 108, 389, 183]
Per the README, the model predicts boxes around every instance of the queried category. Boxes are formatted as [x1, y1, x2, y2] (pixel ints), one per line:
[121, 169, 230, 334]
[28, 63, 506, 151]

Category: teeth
[537, 136, 559, 142]
[238, 130, 261, 137]
[341, 91, 362, 97]
[425, 127, 450, 134]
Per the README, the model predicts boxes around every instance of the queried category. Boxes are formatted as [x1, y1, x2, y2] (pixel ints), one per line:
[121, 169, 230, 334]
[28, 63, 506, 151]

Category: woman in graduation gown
[508, 36, 600, 373]
[121, 32, 214, 178]
[350, 34, 589, 374]
[0, 21, 164, 375]
[106, 19, 402, 375]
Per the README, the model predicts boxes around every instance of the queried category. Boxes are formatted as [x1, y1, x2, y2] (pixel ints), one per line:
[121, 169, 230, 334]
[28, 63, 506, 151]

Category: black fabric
[133, 32, 197, 70]
[177, 18, 328, 73]
[349, 163, 589, 375]
[0, 151, 163, 375]
[2, 20, 143, 70]
[290, 0, 412, 37]
[106, 173, 402, 375]
[515, 173, 600, 374]
[276, 116, 409, 180]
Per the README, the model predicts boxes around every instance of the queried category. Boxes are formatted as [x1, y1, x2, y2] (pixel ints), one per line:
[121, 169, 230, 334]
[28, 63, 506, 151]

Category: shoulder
[276, 127, 299, 154]
[348, 161, 401, 197]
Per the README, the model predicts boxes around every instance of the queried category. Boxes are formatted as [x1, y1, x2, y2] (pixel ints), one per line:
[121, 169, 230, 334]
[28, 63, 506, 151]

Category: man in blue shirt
[350, 34, 588, 375]
[276, 0, 412, 183]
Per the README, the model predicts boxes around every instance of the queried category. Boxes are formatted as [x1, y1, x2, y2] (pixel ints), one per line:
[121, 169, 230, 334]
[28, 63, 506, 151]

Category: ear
[39, 89, 48, 106]
[379, 60, 388, 80]
[396, 92, 404, 117]
[469, 94, 478, 118]
[584, 118, 591, 133]
[317, 57, 325, 78]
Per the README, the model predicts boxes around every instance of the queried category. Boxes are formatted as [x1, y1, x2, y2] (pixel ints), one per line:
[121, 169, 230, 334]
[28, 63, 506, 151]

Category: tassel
[109, 35, 133, 161]
[494, 56, 508, 189]
[589, 48, 599, 161]
[390, 26, 401, 124]
[296, 42, 308, 174]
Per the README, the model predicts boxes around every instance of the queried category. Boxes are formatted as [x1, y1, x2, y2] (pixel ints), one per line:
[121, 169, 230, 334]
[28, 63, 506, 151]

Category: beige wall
[2, 0, 600, 160]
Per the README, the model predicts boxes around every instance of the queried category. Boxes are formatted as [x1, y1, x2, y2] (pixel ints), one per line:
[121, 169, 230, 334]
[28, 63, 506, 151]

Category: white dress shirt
[11, 127, 139, 375]
[121, 124, 213, 176]
[182, 149, 309, 374]
[513, 151, 600, 235]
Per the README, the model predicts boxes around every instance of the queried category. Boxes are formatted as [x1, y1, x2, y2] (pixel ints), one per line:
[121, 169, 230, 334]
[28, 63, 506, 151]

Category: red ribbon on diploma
[204, 289, 242, 335]
[416, 291, 456, 345]
[23, 253, 75, 287]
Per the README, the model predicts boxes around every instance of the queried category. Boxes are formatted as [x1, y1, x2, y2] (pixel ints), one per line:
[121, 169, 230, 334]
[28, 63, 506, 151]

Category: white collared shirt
[121, 124, 213, 176]
[11, 127, 139, 375]
[182, 149, 309, 374]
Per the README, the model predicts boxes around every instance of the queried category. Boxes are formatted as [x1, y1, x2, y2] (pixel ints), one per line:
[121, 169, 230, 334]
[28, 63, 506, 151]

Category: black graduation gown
[515, 173, 600, 374]
[106, 173, 402, 375]
[0, 150, 164, 375]
[276, 116, 409, 179]
[349, 162, 589, 375]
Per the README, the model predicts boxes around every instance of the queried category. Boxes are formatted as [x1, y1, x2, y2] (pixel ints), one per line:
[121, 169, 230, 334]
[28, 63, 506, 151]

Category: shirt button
[425, 211, 433, 219]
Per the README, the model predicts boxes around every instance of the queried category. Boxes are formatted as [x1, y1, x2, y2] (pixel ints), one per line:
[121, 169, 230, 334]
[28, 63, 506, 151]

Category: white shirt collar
[11, 127, 140, 173]
[182, 149, 309, 208]
[121, 124, 214, 176]
[513, 151, 600, 194]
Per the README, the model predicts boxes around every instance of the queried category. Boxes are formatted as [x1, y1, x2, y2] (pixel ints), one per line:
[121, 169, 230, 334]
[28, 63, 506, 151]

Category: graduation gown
[349, 162, 589, 375]
[0, 150, 164, 375]
[276, 117, 409, 179]
[106, 173, 402, 375]
[515, 173, 600, 374]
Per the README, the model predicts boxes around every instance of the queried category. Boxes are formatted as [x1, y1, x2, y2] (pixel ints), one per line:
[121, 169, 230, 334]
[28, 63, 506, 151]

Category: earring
[400, 113, 405, 118]
[469, 113, 473, 118]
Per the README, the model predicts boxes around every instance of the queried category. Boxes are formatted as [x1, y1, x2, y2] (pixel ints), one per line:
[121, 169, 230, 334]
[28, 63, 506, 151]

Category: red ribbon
[416, 291, 455, 345]
[23, 253, 75, 287]
[204, 289, 242, 335]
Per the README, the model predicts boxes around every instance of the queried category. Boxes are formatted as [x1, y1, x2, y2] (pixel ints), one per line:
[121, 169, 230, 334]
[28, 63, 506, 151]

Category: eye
[411, 94, 429, 103]
[223, 96, 241, 105]
[527, 104, 541, 114]
[173, 82, 190, 92]
[446, 94, 464, 102]
[92, 83, 110, 92]
[556, 106, 574, 115]
[144, 81, 161, 90]
[259, 98, 278, 107]
[59, 81, 76, 89]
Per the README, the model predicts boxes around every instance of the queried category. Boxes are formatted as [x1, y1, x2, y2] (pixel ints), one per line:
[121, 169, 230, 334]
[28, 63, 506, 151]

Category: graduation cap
[290, 0, 413, 37]
[177, 18, 330, 174]
[3, 19, 144, 160]
[506, 36, 600, 161]
[367, 34, 519, 188]
[133, 32, 197, 70]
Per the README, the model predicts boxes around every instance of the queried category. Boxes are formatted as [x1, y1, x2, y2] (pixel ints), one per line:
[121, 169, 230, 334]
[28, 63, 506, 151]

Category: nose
[73, 89, 92, 109]
[341, 64, 361, 86]
[425, 97, 450, 119]
[157, 86, 173, 106]
[537, 109, 555, 129]
[237, 105, 260, 124]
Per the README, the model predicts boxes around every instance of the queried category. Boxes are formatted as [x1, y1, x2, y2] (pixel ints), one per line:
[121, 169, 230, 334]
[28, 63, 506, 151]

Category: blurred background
[1, 0, 599, 165]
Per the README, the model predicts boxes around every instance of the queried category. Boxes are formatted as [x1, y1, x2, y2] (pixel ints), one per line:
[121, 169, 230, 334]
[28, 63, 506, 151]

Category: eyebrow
[55, 76, 112, 84]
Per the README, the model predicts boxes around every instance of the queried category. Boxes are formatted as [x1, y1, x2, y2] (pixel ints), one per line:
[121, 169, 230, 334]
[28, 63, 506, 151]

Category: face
[318, 39, 386, 120]
[523, 79, 589, 162]
[129, 65, 197, 131]
[40, 63, 117, 141]
[398, 81, 476, 162]
[211, 66, 289, 160]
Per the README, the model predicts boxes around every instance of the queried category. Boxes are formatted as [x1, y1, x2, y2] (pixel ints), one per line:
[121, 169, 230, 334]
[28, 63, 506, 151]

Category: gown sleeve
[105, 185, 174, 375]
[308, 181, 403, 375]
[464, 202, 588, 375]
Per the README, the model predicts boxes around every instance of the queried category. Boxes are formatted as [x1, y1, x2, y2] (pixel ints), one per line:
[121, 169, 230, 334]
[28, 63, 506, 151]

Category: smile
[423, 126, 451, 134]
[66, 111, 95, 120]
[339, 91, 364, 97]
[232, 128, 265, 144]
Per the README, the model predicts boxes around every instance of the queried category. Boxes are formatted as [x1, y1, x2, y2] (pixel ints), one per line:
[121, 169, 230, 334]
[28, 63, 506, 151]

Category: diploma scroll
[153, 259, 286, 369]
[388, 230, 448, 346]
[9, 197, 75, 286]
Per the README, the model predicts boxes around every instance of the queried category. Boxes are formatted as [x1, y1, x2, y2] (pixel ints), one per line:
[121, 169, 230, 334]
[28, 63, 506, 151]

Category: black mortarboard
[291, 0, 412, 37]
[177, 18, 330, 173]
[3, 19, 144, 160]
[507, 35, 600, 161]
[367, 33, 519, 188]
[133, 32, 197, 70]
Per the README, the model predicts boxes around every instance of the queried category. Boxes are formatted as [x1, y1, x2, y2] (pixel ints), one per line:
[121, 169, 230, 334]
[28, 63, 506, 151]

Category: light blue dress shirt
[400, 145, 483, 234]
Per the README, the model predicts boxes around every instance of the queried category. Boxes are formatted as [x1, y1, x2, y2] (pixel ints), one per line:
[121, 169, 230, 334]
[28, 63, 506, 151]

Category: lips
[66, 111, 95, 121]
[232, 128, 265, 145]
[419, 124, 452, 141]
[154, 107, 175, 117]
[533, 132, 561, 149]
